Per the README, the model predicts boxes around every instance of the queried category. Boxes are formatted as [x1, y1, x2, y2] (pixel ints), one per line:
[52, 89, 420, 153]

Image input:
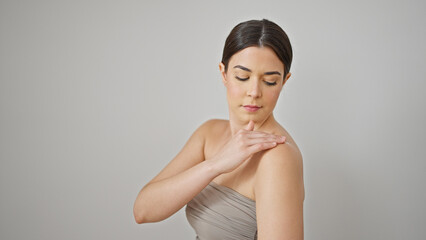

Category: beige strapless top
[185, 181, 257, 240]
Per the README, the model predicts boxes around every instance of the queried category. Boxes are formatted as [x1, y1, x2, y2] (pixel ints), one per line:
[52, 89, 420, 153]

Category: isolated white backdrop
[1, 0, 425, 239]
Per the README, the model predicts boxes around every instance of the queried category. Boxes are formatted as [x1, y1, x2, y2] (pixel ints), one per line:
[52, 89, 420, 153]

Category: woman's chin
[236, 115, 263, 125]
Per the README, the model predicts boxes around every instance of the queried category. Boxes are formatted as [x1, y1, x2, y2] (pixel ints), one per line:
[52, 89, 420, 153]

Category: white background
[1, 0, 425, 239]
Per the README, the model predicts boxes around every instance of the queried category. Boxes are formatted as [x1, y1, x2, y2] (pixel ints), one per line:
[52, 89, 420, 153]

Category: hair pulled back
[221, 19, 293, 78]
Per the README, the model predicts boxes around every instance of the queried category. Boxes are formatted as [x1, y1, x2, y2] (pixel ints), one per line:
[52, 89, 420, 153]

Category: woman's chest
[204, 134, 260, 201]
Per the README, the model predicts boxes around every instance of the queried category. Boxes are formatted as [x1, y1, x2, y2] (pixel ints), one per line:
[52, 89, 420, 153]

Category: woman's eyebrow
[264, 71, 281, 76]
[233, 65, 281, 76]
[233, 65, 251, 72]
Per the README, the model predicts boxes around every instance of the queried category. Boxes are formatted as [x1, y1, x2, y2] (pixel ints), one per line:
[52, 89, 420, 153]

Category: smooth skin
[133, 46, 304, 240]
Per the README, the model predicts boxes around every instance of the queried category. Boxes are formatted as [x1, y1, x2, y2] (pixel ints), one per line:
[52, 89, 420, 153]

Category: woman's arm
[254, 143, 305, 240]
[133, 120, 214, 223]
[133, 120, 286, 223]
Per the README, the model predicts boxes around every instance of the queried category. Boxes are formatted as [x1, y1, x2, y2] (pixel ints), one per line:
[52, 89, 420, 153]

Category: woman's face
[219, 46, 291, 124]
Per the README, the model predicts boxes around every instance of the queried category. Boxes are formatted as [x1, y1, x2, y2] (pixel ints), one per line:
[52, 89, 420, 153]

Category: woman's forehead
[228, 46, 284, 73]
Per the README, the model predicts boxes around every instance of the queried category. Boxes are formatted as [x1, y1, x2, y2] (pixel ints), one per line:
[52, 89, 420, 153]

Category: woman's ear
[282, 72, 291, 86]
[219, 62, 227, 85]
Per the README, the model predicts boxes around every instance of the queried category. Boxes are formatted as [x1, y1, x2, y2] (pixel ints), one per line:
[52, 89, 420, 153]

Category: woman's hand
[207, 120, 286, 174]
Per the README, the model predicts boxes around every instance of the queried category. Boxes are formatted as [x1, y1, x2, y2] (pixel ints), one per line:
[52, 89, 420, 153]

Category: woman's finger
[247, 142, 278, 154]
[244, 131, 270, 138]
[246, 131, 285, 140]
[244, 120, 255, 131]
[245, 136, 285, 146]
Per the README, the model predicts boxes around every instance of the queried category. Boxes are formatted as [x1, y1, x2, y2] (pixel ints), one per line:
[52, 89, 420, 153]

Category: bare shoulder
[190, 118, 222, 136]
[258, 142, 303, 176]
[198, 118, 229, 136]
[202, 118, 228, 129]
[262, 141, 303, 168]
[259, 122, 303, 169]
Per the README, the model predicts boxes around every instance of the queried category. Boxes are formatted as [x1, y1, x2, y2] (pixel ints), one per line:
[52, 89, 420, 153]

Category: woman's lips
[243, 105, 261, 112]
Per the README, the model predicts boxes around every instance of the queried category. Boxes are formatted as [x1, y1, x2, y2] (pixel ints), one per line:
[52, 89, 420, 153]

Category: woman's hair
[221, 19, 293, 78]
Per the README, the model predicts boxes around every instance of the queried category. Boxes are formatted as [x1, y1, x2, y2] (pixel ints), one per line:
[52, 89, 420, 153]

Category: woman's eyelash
[235, 76, 277, 86]
[235, 76, 249, 81]
[265, 81, 277, 86]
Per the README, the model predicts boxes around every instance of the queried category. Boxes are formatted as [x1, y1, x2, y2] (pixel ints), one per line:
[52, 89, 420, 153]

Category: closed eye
[236, 76, 249, 81]
[264, 81, 277, 86]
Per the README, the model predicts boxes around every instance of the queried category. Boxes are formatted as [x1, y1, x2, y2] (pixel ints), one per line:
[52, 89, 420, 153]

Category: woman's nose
[247, 80, 261, 98]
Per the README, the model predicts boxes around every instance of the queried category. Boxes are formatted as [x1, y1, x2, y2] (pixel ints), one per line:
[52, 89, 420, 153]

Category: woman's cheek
[265, 89, 281, 108]
[227, 84, 244, 101]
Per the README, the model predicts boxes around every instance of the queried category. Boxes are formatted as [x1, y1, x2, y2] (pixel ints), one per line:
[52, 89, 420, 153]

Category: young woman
[133, 19, 305, 240]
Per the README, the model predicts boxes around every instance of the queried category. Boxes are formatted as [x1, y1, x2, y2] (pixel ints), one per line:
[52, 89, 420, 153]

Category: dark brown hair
[221, 19, 293, 78]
